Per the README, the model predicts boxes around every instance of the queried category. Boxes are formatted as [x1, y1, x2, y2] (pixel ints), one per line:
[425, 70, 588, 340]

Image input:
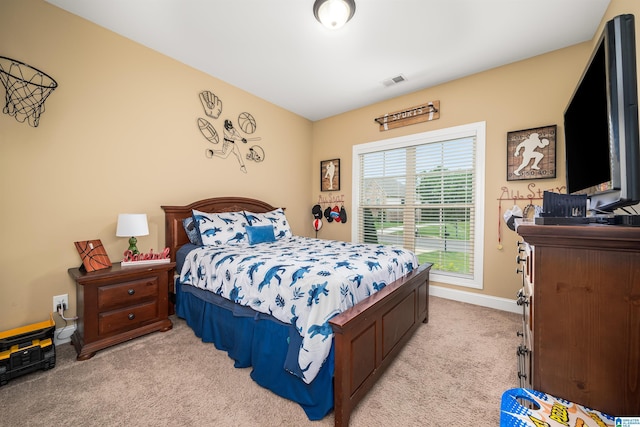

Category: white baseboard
[54, 325, 76, 346]
[430, 285, 520, 314]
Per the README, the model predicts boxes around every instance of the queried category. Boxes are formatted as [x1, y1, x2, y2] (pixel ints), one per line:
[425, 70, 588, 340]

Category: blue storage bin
[500, 388, 615, 427]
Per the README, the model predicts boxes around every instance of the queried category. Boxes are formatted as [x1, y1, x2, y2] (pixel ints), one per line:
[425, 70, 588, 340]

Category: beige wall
[1, 0, 638, 330]
[0, 0, 312, 330]
[310, 0, 640, 300]
[310, 47, 582, 300]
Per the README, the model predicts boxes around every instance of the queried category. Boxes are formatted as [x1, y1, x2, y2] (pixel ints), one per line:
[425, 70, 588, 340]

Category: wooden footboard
[329, 263, 431, 427]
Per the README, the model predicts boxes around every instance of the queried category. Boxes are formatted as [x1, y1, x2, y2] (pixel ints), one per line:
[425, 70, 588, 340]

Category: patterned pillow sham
[192, 209, 249, 245]
[243, 208, 292, 239]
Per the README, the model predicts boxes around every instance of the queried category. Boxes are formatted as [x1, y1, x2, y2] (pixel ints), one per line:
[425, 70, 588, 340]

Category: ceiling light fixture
[313, 0, 356, 30]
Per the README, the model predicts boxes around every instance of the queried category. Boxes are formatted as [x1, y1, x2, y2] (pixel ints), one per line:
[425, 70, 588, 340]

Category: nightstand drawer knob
[128, 313, 135, 320]
[128, 289, 135, 295]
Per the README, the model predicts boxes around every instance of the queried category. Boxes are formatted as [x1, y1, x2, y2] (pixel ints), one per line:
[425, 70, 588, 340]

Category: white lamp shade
[116, 214, 149, 237]
[314, 0, 355, 29]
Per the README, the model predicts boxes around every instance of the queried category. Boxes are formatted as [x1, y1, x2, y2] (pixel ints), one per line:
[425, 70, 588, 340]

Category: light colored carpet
[0, 296, 519, 426]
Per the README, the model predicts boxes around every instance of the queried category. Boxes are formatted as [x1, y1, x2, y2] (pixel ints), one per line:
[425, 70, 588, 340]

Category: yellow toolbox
[0, 314, 56, 386]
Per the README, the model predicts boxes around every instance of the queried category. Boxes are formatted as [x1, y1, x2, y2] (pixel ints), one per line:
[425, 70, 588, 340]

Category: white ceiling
[45, 0, 611, 121]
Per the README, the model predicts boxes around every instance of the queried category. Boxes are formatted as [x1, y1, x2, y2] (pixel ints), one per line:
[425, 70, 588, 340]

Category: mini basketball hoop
[0, 56, 58, 127]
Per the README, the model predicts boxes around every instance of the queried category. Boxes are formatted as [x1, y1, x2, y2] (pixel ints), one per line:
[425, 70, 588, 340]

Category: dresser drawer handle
[128, 313, 135, 320]
[128, 289, 135, 295]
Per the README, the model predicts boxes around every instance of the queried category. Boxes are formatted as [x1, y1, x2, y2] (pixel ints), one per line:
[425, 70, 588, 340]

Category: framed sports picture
[507, 125, 557, 181]
[321, 159, 340, 191]
[74, 239, 112, 272]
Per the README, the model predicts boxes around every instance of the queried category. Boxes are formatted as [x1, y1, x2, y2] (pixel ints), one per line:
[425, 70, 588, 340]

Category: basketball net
[0, 56, 58, 127]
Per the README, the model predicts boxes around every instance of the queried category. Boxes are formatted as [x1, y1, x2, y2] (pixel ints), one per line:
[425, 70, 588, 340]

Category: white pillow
[192, 209, 249, 245]
[243, 208, 292, 239]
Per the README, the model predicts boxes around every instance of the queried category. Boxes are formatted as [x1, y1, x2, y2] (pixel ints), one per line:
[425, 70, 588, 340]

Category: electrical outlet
[53, 294, 69, 313]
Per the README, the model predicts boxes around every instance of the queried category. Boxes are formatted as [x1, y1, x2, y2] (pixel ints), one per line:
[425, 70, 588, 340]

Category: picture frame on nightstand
[74, 239, 112, 272]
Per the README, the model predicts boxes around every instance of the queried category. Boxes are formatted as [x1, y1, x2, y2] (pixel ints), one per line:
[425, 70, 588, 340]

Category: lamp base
[127, 236, 139, 255]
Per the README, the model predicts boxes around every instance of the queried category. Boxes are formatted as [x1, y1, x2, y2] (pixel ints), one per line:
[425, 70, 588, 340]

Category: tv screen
[564, 13, 640, 213]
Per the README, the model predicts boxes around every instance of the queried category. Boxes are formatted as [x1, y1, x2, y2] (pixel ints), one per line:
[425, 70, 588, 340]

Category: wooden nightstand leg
[71, 331, 95, 360]
[76, 352, 96, 361]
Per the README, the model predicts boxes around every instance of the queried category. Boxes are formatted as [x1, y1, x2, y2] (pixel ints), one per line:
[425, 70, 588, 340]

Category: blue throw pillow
[243, 208, 292, 239]
[245, 225, 276, 245]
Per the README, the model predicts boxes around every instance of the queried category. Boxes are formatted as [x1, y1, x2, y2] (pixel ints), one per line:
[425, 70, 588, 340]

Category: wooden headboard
[161, 196, 278, 261]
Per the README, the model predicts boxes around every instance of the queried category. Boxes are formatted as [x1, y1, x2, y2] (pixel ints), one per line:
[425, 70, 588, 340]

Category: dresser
[68, 261, 175, 360]
[516, 221, 640, 416]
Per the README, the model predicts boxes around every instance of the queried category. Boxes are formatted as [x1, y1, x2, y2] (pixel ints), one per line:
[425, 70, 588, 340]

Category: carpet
[0, 296, 519, 426]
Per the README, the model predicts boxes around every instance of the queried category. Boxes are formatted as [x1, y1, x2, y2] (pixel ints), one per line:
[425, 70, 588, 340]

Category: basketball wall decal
[238, 112, 257, 134]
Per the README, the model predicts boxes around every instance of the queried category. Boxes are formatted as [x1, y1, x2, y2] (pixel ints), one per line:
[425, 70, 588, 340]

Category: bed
[162, 196, 431, 426]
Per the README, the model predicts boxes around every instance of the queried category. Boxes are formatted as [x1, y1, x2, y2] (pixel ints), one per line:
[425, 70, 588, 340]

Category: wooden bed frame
[162, 196, 431, 427]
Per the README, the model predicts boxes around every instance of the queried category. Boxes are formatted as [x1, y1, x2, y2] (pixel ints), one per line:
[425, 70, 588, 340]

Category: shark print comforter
[178, 236, 418, 384]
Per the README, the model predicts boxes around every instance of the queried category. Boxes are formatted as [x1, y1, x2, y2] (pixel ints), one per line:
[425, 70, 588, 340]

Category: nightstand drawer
[98, 301, 158, 336]
[97, 277, 159, 311]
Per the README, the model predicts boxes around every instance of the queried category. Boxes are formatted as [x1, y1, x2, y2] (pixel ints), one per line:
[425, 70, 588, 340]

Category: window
[352, 122, 485, 289]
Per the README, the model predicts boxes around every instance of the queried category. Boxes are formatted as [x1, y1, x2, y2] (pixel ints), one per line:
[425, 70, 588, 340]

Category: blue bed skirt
[175, 281, 335, 420]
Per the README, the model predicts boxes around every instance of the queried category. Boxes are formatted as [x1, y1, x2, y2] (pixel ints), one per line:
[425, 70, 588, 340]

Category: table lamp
[116, 213, 149, 255]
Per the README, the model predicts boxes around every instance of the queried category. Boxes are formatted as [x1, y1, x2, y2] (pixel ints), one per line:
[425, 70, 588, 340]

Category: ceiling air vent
[382, 74, 407, 87]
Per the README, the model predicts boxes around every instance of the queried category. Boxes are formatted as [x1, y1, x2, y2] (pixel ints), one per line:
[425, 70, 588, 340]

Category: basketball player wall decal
[196, 90, 265, 173]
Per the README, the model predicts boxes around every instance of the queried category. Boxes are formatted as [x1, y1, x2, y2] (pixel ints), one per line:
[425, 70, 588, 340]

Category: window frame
[352, 121, 486, 289]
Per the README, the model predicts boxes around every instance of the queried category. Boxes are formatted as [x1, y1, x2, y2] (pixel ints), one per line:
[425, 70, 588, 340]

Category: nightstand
[68, 261, 175, 360]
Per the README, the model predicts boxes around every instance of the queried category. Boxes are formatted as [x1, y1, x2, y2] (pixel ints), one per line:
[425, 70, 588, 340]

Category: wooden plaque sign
[374, 101, 440, 131]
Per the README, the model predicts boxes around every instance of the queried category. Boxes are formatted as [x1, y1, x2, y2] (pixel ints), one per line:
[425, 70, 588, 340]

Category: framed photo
[74, 239, 112, 272]
[507, 125, 557, 181]
[320, 159, 340, 192]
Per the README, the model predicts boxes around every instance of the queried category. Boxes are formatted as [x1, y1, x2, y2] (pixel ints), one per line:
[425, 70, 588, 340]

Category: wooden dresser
[68, 261, 175, 360]
[516, 221, 640, 416]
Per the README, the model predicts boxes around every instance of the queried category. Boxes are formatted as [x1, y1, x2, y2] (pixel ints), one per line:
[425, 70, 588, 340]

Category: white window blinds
[353, 122, 485, 288]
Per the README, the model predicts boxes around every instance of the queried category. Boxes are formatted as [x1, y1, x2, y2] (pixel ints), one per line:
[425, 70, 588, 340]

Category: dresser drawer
[97, 277, 159, 310]
[98, 301, 159, 336]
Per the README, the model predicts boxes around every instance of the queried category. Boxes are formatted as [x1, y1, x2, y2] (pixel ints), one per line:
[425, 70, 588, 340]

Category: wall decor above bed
[196, 90, 265, 173]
